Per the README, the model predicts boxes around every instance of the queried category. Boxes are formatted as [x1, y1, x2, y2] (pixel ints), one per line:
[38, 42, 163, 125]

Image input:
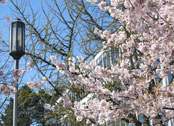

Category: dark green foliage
[1, 98, 13, 126]
[1, 86, 51, 126]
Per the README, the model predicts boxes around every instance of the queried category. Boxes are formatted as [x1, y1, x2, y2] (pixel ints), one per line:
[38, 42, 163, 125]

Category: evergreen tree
[1, 86, 51, 126]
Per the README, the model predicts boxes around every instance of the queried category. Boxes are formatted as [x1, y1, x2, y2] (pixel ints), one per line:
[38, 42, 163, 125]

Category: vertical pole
[13, 59, 19, 126]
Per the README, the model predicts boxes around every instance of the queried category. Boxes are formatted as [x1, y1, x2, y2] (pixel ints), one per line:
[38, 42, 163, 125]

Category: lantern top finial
[13, 18, 23, 23]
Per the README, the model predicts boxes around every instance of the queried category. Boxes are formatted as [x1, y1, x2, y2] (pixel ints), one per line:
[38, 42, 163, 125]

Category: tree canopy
[1, 85, 51, 125]
[46, 0, 174, 125]
[1, 0, 174, 126]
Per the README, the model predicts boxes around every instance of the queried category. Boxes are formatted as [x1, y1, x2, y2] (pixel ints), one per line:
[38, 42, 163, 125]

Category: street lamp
[9, 18, 25, 126]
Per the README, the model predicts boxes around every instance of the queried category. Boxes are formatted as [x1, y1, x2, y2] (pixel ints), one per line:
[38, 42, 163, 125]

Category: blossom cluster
[0, 58, 48, 96]
[0, 82, 16, 96]
[48, 0, 174, 125]
[4, 16, 11, 22]
[0, 70, 16, 96]
[26, 59, 48, 89]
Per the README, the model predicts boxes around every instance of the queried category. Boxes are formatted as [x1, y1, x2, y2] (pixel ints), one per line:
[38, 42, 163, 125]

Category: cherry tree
[31, 0, 174, 125]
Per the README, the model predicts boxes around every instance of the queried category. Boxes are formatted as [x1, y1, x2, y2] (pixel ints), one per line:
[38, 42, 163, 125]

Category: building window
[111, 47, 116, 64]
[103, 53, 107, 68]
[97, 55, 103, 66]
[115, 48, 119, 58]
[111, 47, 119, 64]
[106, 51, 111, 68]
[168, 72, 173, 85]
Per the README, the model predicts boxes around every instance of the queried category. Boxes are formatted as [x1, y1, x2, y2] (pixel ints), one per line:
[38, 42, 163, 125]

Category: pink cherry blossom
[0, 0, 7, 5]
[4, 16, 11, 21]
[44, 0, 174, 125]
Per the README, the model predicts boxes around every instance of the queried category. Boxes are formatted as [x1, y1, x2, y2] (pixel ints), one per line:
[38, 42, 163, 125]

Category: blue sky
[0, 2, 86, 122]
[0, 0, 106, 87]
[0, 0, 112, 89]
[0, 0, 42, 84]
[0, 0, 111, 85]
[0, 0, 41, 36]
[0, 0, 83, 93]
[0, 1, 47, 121]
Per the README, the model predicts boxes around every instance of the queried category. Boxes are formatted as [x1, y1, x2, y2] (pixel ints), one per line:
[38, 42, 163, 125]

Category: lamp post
[9, 18, 25, 126]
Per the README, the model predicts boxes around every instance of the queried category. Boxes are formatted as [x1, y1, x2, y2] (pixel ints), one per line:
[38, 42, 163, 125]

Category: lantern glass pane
[23, 25, 25, 50]
[12, 23, 16, 51]
[17, 23, 22, 51]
